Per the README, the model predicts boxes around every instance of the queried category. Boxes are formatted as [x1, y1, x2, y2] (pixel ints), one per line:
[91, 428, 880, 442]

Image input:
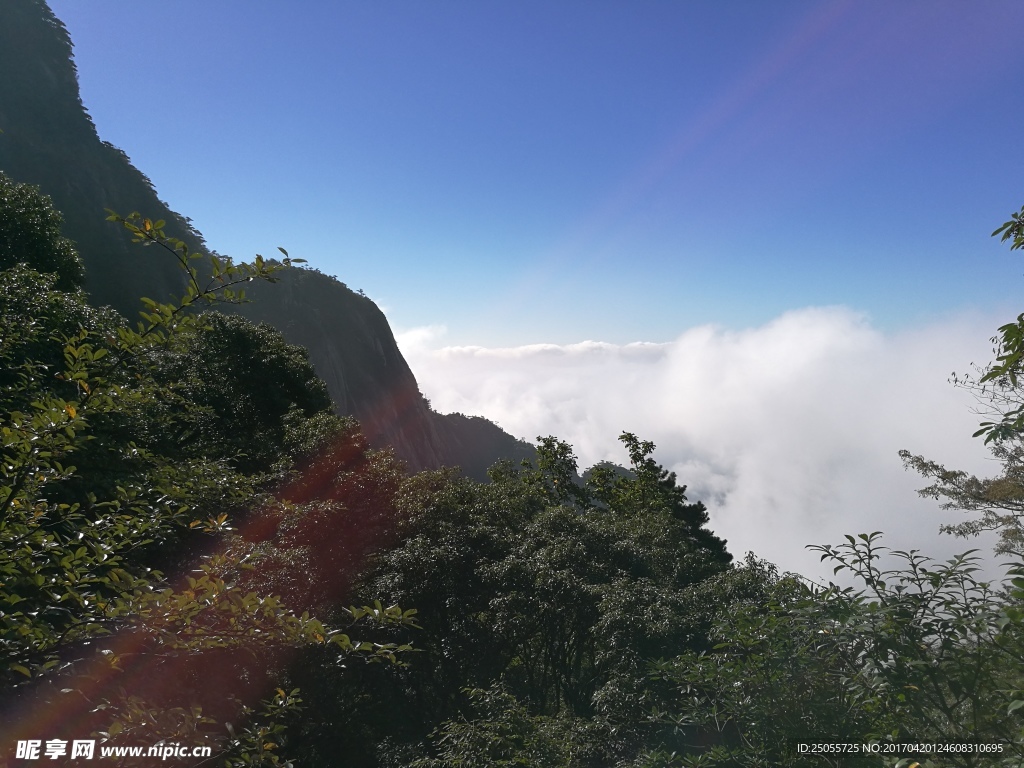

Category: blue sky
[50, 1, 1024, 347]
[46, 1, 1024, 573]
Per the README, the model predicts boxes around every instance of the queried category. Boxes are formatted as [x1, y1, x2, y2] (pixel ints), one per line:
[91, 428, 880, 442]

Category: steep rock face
[0, 0, 198, 316]
[0, 0, 534, 478]
[232, 272, 536, 476]
[231, 269, 449, 472]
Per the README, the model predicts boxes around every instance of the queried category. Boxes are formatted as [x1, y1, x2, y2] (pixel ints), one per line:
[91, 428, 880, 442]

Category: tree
[0, 170, 83, 290]
[899, 444, 1024, 554]
[337, 435, 734, 767]
[0, 202, 415, 765]
[964, 204, 1024, 444]
[901, 204, 1024, 553]
[409, 684, 595, 768]
[131, 310, 335, 477]
[641, 535, 1024, 768]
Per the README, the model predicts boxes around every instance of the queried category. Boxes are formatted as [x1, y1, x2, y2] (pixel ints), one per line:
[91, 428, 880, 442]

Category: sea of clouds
[397, 307, 1007, 582]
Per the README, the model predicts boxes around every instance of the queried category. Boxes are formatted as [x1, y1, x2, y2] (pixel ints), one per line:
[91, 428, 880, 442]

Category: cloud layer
[397, 307, 1004, 581]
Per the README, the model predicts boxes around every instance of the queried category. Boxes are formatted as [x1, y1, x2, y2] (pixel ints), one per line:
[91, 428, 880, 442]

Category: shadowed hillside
[233, 267, 535, 475]
[0, 0, 197, 315]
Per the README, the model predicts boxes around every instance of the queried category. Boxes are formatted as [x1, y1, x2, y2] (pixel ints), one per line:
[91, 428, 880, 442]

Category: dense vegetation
[0, 175, 417, 765]
[5, 173, 1024, 767]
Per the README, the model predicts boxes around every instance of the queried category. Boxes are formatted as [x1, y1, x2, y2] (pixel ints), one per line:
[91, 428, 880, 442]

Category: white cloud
[398, 307, 1007, 582]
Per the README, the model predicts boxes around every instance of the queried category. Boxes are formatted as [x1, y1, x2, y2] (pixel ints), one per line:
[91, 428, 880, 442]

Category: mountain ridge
[0, 0, 534, 479]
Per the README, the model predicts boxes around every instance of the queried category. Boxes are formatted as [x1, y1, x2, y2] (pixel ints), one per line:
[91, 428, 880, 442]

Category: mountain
[0, 0, 534, 479]
[0, 0, 197, 316]
[232, 269, 534, 474]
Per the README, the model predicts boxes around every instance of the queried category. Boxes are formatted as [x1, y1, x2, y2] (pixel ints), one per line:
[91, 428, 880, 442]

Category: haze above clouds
[399, 307, 1004, 580]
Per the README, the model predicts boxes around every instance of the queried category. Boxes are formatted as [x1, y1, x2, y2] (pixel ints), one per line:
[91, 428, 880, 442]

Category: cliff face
[0, 0, 197, 316]
[232, 271, 535, 476]
[0, 0, 534, 479]
[230, 269, 451, 472]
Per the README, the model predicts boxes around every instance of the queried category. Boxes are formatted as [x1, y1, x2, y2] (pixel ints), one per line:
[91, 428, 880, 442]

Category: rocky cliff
[0, 0, 196, 315]
[0, 0, 534, 479]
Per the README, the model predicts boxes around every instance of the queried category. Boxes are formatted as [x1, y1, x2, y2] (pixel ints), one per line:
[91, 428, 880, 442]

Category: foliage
[409, 684, 602, 768]
[336, 434, 734, 766]
[0, 171, 83, 290]
[642, 534, 1024, 767]
[134, 311, 334, 477]
[901, 203, 1024, 553]
[0, 195, 412, 765]
[992, 205, 1024, 252]
[232, 422, 411, 616]
[900, 444, 1024, 554]
[968, 205, 1024, 443]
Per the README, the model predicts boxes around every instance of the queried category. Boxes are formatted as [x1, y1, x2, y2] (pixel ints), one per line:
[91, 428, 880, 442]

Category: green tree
[410, 684, 598, 768]
[642, 536, 1024, 768]
[901, 203, 1024, 554]
[338, 435, 733, 767]
[961, 204, 1024, 444]
[0, 170, 83, 289]
[0, 204, 414, 765]
[900, 443, 1024, 554]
